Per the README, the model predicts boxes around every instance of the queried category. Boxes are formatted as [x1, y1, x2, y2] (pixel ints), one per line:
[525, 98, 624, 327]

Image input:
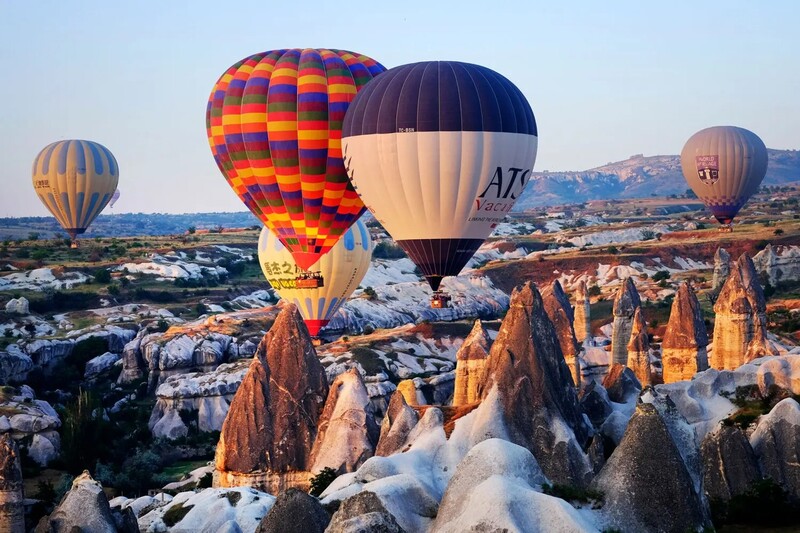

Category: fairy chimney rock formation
[626, 307, 652, 386]
[453, 320, 491, 406]
[214, 304, 328, 493]
[662, 283, 709, 383]
[0, 433, 24, 533]
[396, 379, 422, 406]
[309, 368, 379, 474]
[541, 280, 582, 388]
[479, 282, 592, 487]
[712, 247, 732, 294]
[611, 277, 641, 365]
[573, 280, 592, 345]
[712, 253, 773, 370]
[376, 389, 420, 456]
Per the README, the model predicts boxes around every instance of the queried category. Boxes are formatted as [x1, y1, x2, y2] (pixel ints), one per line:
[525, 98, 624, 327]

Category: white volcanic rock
[0, 267, 89, 291]
[43, 471, 117, 533]
[138, 487, 274, 533]
[117, 255, 227, 280]
[70, 325, 138, 353]
[23, 338, 74, 366]
[750, 398, 800, 499]
[0, 345, 33, 383]
[712, 247, 732, 293]
[753, 244, 800, 285]
[84, 352, 120, 379]
[4, 297, 28, 314]
[564, 224, 673, 248]
[309, 368, 379, 475]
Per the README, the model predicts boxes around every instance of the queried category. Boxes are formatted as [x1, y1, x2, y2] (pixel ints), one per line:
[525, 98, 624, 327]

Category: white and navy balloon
[342, 61, 538, 291]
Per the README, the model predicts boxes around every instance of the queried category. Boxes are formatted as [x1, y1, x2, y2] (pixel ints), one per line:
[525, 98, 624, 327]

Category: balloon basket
[718, 224, 733, 233]
[295, 272, 324, 289]
[311, 337, 323, 347]
[70, 241, 78, 249]
[430, 291, 452, 309]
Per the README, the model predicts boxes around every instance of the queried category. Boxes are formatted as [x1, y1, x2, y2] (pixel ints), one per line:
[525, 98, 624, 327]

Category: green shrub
[163, 502, 194, 527]
[309, 466, 338, 497]
[372, 241, 407, 259]
[713, 478, 800, 526]
[652, 270, 670, 282]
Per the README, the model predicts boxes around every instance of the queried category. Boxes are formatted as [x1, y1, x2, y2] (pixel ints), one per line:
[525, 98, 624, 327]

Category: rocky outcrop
[541, 280, 581, 388]
[573, 280, 592, 345]
[626, 307, 651, 386]
[325, 491, 404, 533]
[4, 297, 28, 315]
[478, 282, 592, 487]
[148, 361, 248, 439]
[309, 368, 379, 475]
[0, 387, 60, 466]
[376, 390, 419, 457]
[712, 253, 773, 370]
[753, 244, 800, 286]
[396, 379, 422, 406]
[591, 403, 712, 532]
[452, 320, 491, 406]
[255, 488, 330, 533]
[611, 277, 641, 365]
[662, 283, 709, 383]
[214, 304, 328, 493]
[22, 339, 73, 367]
[0, 345, 33, 384]
[602, 363, 641, 404]
[750, 398, 800, 499]
[37, 471, 118, 533]
[0, 433, 24, 533]
[712, 247, 731, 294]
[701, 425, 761, 502]
[579, 381, 613, 428]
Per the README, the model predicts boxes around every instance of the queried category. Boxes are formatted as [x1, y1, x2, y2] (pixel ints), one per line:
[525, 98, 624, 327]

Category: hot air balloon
[32, 140, 119, 248]
[258, 216, 373, 342]
[207, 48, 385, 287]
[109, 189, 121, 209]
[342, 61, 538, 307]
[680, 126, 768, 232]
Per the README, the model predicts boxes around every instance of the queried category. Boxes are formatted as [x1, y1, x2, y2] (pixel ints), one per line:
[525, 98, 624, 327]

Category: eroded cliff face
[712, 253, 773, 370]
[626, 307, 651, 386]
[573, 280, 592, 345]
[611, 277, 641, 365]
[0, 433, 24, 533]
[452, 320, 491, 406]
[541, 280, 581, 388]
[214, 304, 328, 493]
[662, 283, 709, 383]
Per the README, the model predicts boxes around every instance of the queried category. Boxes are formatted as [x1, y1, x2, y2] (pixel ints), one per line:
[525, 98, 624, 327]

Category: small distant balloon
[32, 140, 119, 245]
[109, 188, 121, 208]
[680, 126, 768, 228]
[258, 217, 373, 337]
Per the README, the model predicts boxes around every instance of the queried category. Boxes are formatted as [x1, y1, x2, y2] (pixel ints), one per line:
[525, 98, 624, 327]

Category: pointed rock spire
[309, 368, 379, 474]
[479, 282, 592, 486]
[626, 307, 651, 386]
[573, 280, 592, 345]
[712, 253, 773, 370]
[376, 389, 420, 456]
[662, 283, 709, 383]
[541, 280, 581, 388]
[611, 277, 641, 365]
[712, 247, 732, 294]
[215, 303, 328, 492]
[453, 320, 491, 406]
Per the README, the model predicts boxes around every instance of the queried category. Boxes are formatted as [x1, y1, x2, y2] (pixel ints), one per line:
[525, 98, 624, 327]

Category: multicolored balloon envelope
[680, 126, 768, 226]
[342, 61, 538, 292]
[258, 217, 373, 336]
[32, 140, 119, 243]
[207, 48, 385, 271]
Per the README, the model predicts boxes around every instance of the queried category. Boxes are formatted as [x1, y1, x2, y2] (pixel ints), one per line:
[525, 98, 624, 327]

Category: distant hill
[515, 148, 800, 209]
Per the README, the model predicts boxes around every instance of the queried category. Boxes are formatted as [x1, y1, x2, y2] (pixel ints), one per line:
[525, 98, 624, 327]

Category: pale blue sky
[1, 0, 798, 216]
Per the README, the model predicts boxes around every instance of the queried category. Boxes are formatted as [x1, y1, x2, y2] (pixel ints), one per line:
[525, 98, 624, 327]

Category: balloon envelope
[342, 61, 538, 291]
[207, 48, 385, 271]
[32, 140, 119, 239]
[258, 217, 373, 336]
[680, 126, 768, 225]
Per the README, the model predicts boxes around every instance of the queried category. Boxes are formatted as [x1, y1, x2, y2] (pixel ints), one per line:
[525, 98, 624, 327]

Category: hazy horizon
[2, 0, 798, 217]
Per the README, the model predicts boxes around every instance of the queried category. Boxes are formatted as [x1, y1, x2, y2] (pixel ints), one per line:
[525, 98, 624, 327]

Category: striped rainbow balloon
[206, 48, 385, 271]
[32, 140, 119, 242]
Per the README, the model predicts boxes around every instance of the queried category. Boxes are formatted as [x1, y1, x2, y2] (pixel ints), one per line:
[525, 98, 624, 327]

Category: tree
[774, 228, 784, 236]
[94, 268, 112, 283]
[652, 270, 670, 282]
[187, 226, 196, 234]
[60, 390, 108, 474]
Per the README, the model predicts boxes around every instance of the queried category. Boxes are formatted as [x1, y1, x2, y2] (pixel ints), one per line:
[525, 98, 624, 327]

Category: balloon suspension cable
[295, 270, 324, 289]
[430, 290, 452, 309]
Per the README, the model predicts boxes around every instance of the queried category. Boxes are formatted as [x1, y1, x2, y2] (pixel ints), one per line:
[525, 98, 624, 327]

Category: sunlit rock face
[662, 282, 709, 383]
[0, 433, 24, 533]
[375, 389, 420, 457]
[611, 277, 641, 365]
[479, 282, 593, 487]
[712, 253, 773, 370]
[214, 304, 328, 493]
[452, 320, 491, 406]
[573, 280, 592, 345]
[541, 280, 581, 388]
[626, 307, 651, 386]
[753, 244, 800, 286]
[750, 398, 800, 500]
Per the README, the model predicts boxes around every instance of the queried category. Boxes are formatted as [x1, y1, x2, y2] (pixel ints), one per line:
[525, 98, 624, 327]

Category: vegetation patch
[310, 466, 338, 497]
[350, 347, 387, 375]
[712, 479, 800, 527]
[163, 502, 194, 527]
[542, 483, 604, 508]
